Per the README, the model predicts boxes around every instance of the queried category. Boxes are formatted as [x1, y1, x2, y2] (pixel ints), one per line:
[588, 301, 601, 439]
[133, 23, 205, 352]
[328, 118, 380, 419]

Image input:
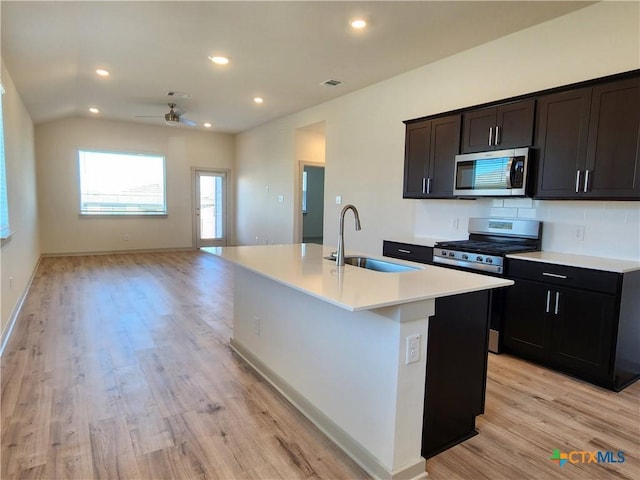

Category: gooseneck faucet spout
[336, 204, 361, 266]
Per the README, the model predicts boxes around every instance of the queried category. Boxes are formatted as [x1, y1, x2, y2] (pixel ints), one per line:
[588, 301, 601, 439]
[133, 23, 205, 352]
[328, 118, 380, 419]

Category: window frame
[77, 148, 168, 217]
[0, 82, 11, 239]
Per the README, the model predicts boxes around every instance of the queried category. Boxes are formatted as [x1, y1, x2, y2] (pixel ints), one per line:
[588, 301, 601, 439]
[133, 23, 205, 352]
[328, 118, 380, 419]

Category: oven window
[456, 157, 509, 190]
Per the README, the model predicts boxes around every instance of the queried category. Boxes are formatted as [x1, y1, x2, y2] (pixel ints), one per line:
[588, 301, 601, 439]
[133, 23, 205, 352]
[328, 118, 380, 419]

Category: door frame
[191, 167, 230, 248]
[295, 161, 325, 243]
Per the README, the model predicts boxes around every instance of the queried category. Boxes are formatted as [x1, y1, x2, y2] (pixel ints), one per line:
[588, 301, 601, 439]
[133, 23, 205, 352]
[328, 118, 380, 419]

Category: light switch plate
[336, 195, 342, 204]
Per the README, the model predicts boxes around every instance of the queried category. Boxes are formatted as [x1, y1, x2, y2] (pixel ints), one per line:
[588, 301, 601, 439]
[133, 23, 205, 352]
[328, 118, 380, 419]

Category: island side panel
[230, 267, 433, 479]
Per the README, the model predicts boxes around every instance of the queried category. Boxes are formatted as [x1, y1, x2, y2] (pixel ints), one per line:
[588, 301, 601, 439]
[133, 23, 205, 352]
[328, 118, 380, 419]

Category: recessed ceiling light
[95, 68, 110, 77]
[89, 107, 100, 114]
[203, 122, 212, 128]
[350, 18, 367, 29]
[254, 97, 264, 104]
[208, 56, 229, 65]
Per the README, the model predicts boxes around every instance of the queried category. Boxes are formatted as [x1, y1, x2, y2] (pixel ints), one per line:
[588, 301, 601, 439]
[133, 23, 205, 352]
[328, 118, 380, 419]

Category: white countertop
[507, 251, 640, 273]
[203, 243, 512, 312]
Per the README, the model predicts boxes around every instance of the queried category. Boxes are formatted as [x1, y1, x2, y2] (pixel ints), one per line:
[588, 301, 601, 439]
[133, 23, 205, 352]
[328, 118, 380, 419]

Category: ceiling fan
[136, 103, 197, 127]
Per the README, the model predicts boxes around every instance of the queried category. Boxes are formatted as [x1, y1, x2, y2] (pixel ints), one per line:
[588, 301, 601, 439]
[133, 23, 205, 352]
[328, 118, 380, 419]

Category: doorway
[301, 164, 325, 244]
[193, 169, 228, 248]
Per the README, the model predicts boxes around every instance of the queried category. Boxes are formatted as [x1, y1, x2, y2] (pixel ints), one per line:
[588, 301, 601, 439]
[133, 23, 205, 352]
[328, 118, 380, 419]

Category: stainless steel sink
[326, 255, 419, 273]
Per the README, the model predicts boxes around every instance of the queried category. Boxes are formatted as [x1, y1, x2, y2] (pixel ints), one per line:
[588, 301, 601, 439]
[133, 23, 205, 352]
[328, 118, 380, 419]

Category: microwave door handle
[506, 158, 514, 188]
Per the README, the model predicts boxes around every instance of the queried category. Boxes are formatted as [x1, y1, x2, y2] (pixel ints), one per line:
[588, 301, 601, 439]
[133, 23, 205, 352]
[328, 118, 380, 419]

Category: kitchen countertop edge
[507, 251, 640, 273]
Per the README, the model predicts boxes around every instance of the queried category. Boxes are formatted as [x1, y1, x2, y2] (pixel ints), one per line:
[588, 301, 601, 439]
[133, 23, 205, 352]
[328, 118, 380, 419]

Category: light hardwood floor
[1, 251, 639, 480]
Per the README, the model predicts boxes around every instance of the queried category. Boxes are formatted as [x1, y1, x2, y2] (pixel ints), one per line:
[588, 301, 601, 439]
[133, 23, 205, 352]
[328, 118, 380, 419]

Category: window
[0, 83, 10, 238]
[78, 150, 166, 215]
[302, 170, 308, 213]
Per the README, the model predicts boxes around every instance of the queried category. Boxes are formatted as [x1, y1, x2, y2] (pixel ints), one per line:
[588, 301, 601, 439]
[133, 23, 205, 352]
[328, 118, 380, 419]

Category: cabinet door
[502, 279, 551, 362]
[495, 99, 535, 149]
[584, 77, 640, 198]
[423, 290, 490, 458]
[427, 114, 460, 197]
[461, 108, 496, 153]
[550, 287, 615, 380]
[535, 88, 592, 198]
[403, 121, 431, 198]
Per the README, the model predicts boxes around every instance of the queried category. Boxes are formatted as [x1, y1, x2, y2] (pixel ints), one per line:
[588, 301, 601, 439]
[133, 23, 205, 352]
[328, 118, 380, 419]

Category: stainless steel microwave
[453, 147, 531, 197]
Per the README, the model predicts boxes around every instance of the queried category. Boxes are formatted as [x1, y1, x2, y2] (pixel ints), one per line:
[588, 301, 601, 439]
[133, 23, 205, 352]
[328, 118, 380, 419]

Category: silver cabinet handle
[542, 272, 567, 279]
[426, 177, 432, 194]
[554, 292, 560, 315]
[575, 170, 582, 193]
[546, 290, 551, 313]
[495, 125, 500, 145]
[398, 249, 412, 254]
[584, 170, 590, 193]
[422, 177, 427, 194]
[488, 127, 493, 146]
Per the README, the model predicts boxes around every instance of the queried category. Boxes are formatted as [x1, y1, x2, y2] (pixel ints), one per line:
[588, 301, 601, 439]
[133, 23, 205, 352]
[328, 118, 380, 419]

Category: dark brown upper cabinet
[535, 76, 640, 199]
[461, 99, 535, 153]
[585, 77, 640, 198]
[403, 114, 461, 199]
[535, 87, 592, 198]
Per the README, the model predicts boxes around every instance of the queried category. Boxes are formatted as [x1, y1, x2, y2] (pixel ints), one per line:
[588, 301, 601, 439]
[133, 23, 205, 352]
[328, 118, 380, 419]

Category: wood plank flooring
[2, 251, 639, 480]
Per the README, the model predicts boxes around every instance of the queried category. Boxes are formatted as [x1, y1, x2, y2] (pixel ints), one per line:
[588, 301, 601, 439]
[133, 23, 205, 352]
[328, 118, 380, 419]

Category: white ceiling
[1, 1, 593, 133]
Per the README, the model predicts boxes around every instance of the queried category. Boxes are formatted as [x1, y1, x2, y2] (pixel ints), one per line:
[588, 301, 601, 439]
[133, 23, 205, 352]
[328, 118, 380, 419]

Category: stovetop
[434, 239, 539, 256]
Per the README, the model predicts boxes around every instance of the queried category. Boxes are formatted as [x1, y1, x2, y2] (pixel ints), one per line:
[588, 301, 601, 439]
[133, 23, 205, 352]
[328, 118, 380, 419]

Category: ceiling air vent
[167, 91, 192, 99]
[321, 79, 343, 87]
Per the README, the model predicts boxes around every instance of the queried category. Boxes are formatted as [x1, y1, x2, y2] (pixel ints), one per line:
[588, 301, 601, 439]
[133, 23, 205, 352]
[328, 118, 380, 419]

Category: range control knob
[440, 250, 447, 256]
[461, 254, 468, 260]
[476, 256, 483, 262]
[486, 257, 493, 264]
[448, 252, 455, 257]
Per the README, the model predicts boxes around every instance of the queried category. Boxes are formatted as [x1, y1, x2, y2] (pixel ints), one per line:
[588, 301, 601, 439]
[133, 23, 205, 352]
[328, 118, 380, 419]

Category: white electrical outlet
[277, 195, 284, 203]
[9, 276, 14, 291]
[123, 233, 130, 241]
[405, 334, 421, 365]
[253, 316, 261, 336]
[335, 195, 342, 205]
[576, 225, 585, 241]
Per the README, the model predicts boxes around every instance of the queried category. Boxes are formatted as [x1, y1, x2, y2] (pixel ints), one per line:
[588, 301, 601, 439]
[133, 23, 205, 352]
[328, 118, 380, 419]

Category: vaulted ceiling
[1, 1, 593, 133]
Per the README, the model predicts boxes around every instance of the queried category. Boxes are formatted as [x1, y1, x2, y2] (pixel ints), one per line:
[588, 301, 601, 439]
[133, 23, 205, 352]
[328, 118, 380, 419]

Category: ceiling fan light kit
[164, 104, 181, 126]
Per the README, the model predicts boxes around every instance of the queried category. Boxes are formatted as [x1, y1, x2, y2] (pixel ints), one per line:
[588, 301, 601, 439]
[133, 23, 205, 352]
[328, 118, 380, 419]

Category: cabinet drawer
[383, 241, 433, 264]
[506, 258, 620, 294]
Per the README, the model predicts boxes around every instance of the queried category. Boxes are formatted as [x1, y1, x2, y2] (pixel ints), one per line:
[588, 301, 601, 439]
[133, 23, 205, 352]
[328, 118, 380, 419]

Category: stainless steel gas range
[433, 218, 543, 352]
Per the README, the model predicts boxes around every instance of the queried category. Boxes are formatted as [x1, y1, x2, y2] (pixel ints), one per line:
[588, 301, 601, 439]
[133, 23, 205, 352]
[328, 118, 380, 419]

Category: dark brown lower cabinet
[503, 259, 640, 391]
[422, 290, 490, 458]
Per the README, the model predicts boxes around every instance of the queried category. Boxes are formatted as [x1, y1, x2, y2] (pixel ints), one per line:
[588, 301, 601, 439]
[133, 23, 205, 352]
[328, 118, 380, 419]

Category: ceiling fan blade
[135, 115, 163, 118]
[180, 117, 197, 127]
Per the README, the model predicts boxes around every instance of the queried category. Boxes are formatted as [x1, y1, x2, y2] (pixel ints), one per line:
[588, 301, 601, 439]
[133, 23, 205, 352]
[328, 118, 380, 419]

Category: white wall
[1, 61, 41, 339]
[35, 117, 235, 254]
[235, 2, 640, 261]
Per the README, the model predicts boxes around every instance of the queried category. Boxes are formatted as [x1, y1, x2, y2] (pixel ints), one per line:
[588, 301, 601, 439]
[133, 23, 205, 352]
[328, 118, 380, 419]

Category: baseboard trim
[41, 247, 195, 257]
[230, 338, 427, 480]
[0, 255, 42, 357]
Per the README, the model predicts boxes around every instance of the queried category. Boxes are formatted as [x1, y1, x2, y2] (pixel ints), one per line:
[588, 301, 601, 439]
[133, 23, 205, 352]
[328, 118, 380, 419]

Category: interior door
[194, 170, 227, 248]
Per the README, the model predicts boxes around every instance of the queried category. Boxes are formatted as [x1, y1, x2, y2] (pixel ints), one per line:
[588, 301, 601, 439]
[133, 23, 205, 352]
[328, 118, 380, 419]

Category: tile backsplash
[414, 199, 640, 261]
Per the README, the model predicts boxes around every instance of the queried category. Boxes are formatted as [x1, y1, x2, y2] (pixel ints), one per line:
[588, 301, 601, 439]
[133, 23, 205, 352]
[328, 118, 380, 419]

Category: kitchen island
[204, 243, 512, 480]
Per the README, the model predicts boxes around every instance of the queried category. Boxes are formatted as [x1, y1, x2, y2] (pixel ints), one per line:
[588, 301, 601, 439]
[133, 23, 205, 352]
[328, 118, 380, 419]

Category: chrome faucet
[336, 204, 361, 266]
